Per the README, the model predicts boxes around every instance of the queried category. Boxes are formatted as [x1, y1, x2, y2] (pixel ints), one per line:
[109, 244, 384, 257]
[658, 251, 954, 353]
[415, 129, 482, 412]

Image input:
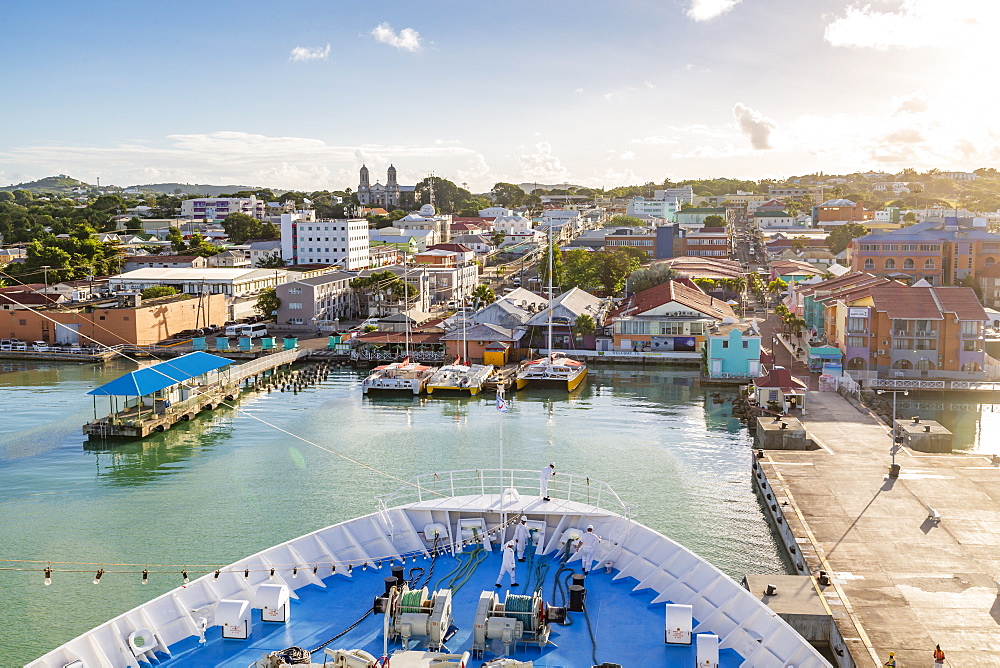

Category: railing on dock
[375, 468, 635, 518]
[230, 348, 306, 382]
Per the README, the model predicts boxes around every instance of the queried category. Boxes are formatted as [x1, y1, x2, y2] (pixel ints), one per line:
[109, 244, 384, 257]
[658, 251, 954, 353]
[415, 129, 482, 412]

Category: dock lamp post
[877, 388, 909, 477]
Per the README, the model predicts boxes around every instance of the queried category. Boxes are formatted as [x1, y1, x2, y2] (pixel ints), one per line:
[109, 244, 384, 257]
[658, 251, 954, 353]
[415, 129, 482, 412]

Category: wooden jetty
[83, 349, 309, 440]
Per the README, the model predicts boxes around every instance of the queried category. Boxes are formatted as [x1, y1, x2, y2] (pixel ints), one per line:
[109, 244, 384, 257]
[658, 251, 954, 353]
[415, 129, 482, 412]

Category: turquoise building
[705, 323, 762, 378]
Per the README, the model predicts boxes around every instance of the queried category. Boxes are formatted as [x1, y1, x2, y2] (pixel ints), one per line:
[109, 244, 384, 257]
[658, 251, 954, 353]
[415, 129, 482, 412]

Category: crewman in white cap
[496, 539, 519, 588]
[514, 516, 531, 562]
[540, 462, 555, 501]
[576, 524, 602, 574]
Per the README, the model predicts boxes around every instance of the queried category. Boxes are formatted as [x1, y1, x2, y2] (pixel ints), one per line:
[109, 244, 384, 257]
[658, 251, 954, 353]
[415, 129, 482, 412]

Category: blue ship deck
[154, 544, 745, 667]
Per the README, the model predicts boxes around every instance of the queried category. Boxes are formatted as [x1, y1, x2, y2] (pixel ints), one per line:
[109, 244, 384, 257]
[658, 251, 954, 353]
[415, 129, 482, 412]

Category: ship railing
[376, 468, 635, 518]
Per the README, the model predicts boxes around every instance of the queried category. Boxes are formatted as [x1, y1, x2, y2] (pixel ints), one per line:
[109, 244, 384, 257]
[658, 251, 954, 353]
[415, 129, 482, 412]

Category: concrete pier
[757, 390, 1000, 667]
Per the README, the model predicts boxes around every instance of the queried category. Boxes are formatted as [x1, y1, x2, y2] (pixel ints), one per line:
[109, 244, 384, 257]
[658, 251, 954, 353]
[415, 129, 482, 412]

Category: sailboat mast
[547, 223, 553, 356]
[403, 256, 410, 358]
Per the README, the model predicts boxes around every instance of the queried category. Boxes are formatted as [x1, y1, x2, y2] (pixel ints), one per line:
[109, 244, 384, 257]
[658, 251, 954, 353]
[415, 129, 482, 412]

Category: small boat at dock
[426, 359, 494, 395]
[361, 358, 434, 395]
[515, 351, 588, 391]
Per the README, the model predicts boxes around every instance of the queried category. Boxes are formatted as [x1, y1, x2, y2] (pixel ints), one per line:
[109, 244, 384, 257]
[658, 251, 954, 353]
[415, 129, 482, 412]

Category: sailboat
[361, 258, 434, 395]
[515, 224, 588, 391]
[427, 305, 494, 395]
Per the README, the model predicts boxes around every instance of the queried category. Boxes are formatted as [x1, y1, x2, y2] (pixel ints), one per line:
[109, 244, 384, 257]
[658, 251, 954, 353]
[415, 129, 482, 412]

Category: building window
[903, 258, 914, 269]
[288, 302, 303, 310]
[846, 336, 866, 347]
[19, 319, 26, 325]
[884, 259, 895, 269]
[288, 287, 302, 295]
[864, 258, 875, 269]
[742, 340, 749, 349]
[924, 259, 935, 269]
[722, 340, 729, 349]
[961, 320, 980, 336]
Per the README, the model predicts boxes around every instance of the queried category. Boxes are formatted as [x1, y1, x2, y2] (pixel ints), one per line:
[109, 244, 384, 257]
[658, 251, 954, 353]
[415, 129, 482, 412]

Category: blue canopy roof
[88, 352, 233, 397]
[808, 346, 843, 359]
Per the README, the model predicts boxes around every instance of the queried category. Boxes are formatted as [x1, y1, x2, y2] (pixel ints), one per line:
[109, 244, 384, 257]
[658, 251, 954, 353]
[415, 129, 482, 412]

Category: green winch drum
[504, 593, 537, 632]
[399, 588, 427, 614]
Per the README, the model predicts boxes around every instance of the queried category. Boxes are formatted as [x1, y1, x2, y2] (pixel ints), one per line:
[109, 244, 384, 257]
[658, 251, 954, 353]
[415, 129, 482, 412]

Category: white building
[248, 240, 283, 266]
[491, 214, 533, 236]
[626, 195, 680, 220]
[275, 271, 356, 327]
[279, 215, 370, 270]
[657, 186, 694, 205]
[109, 268, 286, 298]
[479, 207, 514, 218]
[392, 204, 452, 246]
[180, 196, 266, 220]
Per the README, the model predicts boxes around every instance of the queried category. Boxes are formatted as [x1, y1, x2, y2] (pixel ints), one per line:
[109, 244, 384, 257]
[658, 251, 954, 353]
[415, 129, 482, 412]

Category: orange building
[813, 199, 873, 227]
[0, 293, 228, 346]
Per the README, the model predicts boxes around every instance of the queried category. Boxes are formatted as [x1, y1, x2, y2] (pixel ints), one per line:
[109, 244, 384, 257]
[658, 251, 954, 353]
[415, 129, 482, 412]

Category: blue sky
[1, 0, 994, 191]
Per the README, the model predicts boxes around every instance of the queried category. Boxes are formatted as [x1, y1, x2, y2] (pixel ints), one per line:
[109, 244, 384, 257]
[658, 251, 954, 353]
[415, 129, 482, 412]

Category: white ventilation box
[696, 633, 720, 667]
[217, 599, 251, 639]
[423, 522, 448, 541]
[257, 583, 290, 623]
[664, 603, 693, 645]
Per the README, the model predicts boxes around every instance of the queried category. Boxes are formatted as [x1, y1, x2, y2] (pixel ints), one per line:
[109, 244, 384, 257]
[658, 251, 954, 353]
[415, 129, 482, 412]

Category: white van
[225, 323, 269, 339]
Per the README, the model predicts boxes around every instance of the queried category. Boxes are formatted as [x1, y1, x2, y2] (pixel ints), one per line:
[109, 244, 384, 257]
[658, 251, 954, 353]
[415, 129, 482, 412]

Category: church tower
[386, 164, 398, 206]
[359, 165, 371, 205]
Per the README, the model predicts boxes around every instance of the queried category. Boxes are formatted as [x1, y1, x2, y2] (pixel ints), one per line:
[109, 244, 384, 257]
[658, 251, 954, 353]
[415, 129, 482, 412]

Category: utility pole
[41, 265, 51, 294]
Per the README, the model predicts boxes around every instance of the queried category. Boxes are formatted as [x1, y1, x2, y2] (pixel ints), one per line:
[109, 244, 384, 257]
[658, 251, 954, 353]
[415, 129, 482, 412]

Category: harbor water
[5, 360, 788, 661]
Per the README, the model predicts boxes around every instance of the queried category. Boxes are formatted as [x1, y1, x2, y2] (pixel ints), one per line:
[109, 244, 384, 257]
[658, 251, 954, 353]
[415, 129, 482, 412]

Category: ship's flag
[496, 388, 508, 413]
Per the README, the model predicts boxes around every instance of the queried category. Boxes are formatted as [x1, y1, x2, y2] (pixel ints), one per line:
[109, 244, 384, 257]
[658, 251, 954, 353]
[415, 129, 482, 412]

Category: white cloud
[631, 136, 677, 145]
[686, 0, 741, 21]
[618, 151, 636, 161]
[289, 44, 330, 62]
[891, 90, 929, 115]
[0, 131, 491, 191]
[732, 102, 777, 150]
[518, 142, 571, 182]
[824, 0, 997, 50]
[370, 23, 422, 52]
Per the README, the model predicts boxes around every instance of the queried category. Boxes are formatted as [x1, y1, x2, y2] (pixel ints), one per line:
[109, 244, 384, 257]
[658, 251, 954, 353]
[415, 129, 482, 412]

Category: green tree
[256, 255, 287, 268]
[90, 194, 125, 214]
[140, 286, 178, 299]
[573, 313, 596, 338]
[626, 264, 678, 293]
[791, 236, 808, 251]
[562, 248, 596, 290]
[490, 230, 506, 248]
[125, 217, 144, 234]
[592, 250, 640, 295]
[255, 288, 280, 318]
[538, 240, 564, 291]
[167, 226, 185, 252]
[490, 182, 525, 208]
[186, 233, 221, 257]
[767, 278, 788, 300]
[826, 222, 869, 254]
[350, 270, 413, 316]
[702, 214, 726, 228]
[259, 221, 280, 239]
[902, 211, 917, 224]
[222, 212, 264, 244]
[415, 176, 474, 214]
[606, 215, 644, 227]
[693, 277, 717, 292]
[471, 283, 496, 306]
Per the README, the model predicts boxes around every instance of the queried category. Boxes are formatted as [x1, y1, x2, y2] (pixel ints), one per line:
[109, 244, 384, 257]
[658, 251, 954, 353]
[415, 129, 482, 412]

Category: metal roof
[88, 352, 233, 396]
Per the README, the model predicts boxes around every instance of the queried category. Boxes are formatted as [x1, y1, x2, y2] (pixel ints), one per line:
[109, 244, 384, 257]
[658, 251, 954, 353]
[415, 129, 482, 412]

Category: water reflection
[892, 398, 1000, 453]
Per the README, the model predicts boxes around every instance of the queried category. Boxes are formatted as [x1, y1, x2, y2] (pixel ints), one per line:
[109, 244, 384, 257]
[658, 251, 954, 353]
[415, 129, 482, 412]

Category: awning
[808, 346, 843, 359]
[88, 352, 233, 397]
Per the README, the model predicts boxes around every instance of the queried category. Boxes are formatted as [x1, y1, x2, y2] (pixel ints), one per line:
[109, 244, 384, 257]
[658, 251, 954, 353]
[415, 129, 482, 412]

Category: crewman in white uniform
[513, 516, 531, 562]
[540, 462, 555, 501]
[496, 540, 519, 588]
[576, 524, 602, 574]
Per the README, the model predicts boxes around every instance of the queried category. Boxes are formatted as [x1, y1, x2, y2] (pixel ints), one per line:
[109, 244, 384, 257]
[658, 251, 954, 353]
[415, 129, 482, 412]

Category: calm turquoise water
[0, 361, 784, 662]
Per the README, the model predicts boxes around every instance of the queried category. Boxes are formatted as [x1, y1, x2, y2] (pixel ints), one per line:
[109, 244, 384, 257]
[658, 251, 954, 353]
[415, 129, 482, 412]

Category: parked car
[32, 341, 50, 352]
[13, 342, 27, 351]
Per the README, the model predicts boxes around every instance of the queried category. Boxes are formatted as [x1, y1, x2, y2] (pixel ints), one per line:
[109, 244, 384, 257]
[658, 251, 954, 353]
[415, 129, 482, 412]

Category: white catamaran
[515, 225, 588, 392]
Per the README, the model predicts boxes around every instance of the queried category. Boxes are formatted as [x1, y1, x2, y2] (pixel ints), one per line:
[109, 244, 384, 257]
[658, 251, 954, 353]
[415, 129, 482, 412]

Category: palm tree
[471, 283, 496, 306]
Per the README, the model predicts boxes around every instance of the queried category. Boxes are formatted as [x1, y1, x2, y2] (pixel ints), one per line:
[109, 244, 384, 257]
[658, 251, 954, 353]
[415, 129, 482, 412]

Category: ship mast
[547, 222, 553, 357]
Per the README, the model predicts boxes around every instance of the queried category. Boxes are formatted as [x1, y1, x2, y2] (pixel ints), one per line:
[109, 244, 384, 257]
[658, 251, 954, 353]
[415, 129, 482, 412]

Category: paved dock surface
[761, 391, 1000, 667]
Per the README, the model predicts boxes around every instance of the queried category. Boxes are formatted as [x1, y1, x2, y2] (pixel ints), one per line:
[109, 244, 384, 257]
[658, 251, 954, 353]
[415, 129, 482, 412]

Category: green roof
[678, 207, 726, 214]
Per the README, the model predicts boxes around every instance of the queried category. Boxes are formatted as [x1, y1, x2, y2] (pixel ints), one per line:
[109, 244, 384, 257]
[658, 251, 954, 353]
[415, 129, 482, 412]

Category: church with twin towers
[357, 164, 417, 209]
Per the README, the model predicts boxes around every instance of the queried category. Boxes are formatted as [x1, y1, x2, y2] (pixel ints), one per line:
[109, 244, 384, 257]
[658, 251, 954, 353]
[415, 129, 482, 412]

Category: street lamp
[877, 388, 909, 477]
